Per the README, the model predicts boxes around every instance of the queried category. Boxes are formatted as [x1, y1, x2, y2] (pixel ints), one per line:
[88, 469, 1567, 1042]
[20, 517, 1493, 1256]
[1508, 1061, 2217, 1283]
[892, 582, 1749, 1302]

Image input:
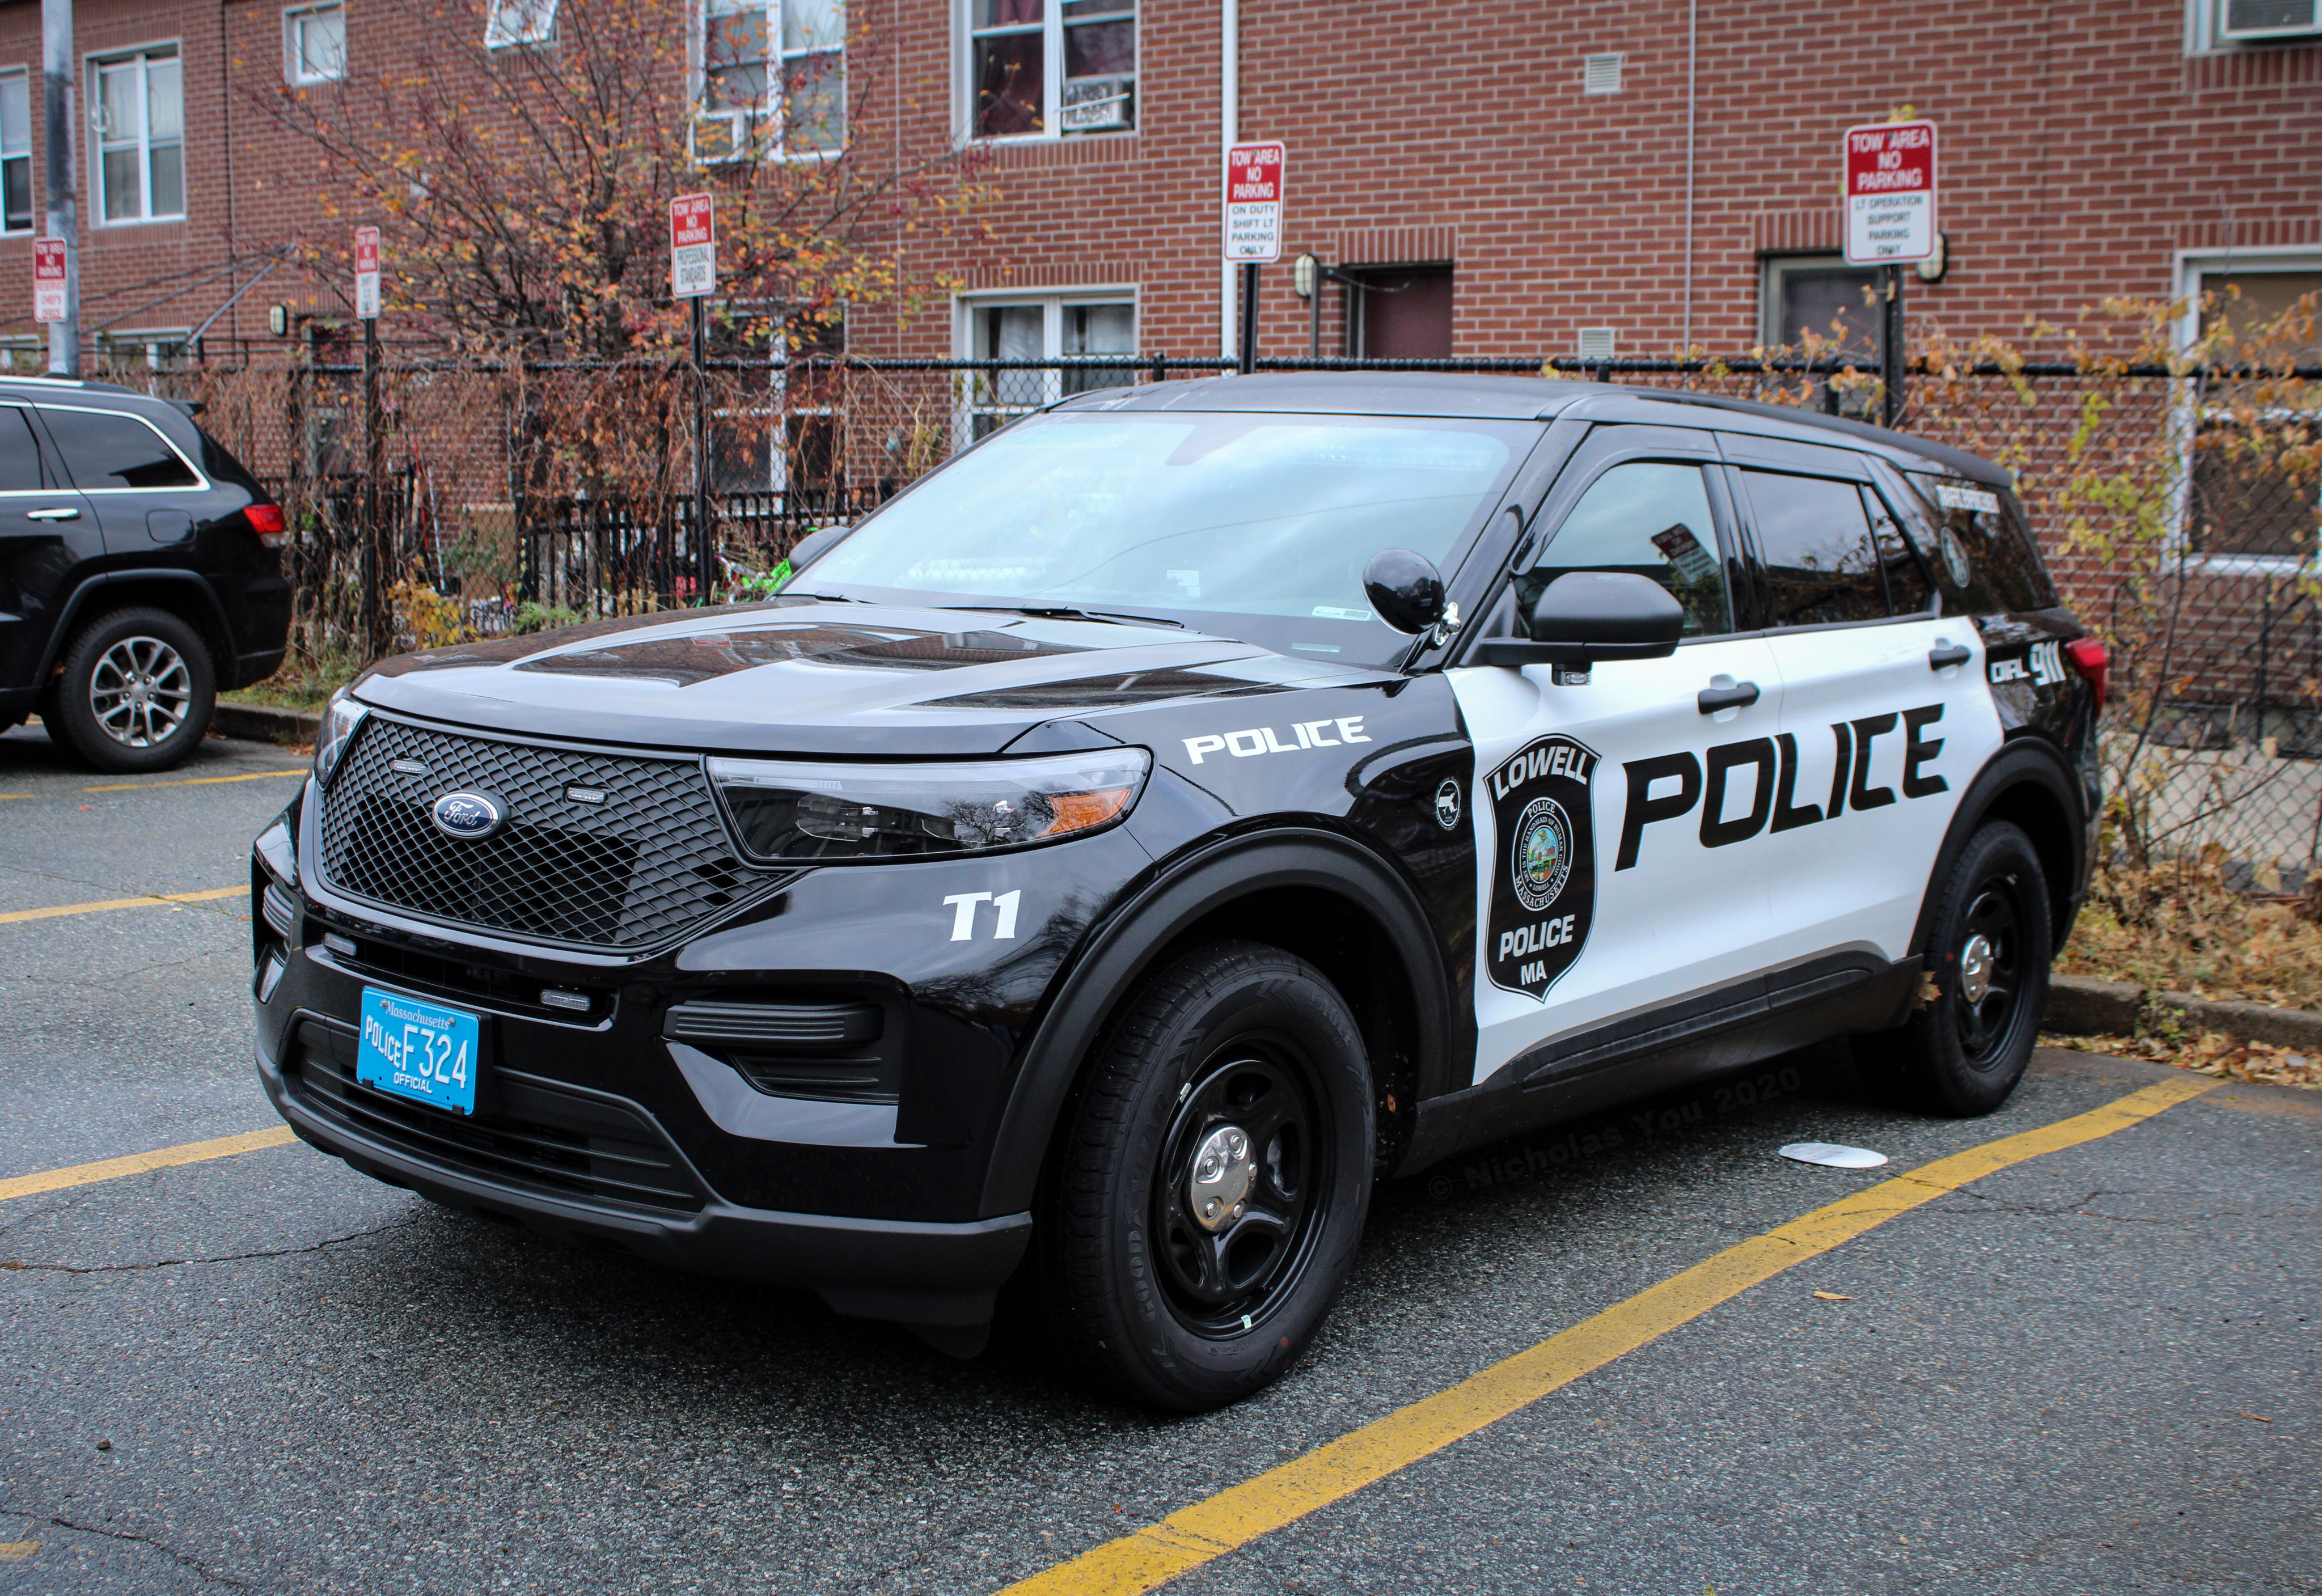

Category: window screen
[0, 407, 43, 492]
[41, 408, 200, 490]
[1903, 472, 2055, 613]
[1741, 470, 1886, 626]
[1526, 462, 1730, 636]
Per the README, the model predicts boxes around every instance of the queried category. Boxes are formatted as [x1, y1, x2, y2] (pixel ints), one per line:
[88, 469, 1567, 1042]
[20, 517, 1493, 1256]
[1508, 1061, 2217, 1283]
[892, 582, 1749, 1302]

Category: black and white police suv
[251, 374, 2103, 1410]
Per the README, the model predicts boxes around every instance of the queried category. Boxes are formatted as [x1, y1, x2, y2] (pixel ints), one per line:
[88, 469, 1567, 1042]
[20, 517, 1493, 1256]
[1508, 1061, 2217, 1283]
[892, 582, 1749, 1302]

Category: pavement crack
[42, 1512, 252, 1589]
[1, 1223, 398, 1276]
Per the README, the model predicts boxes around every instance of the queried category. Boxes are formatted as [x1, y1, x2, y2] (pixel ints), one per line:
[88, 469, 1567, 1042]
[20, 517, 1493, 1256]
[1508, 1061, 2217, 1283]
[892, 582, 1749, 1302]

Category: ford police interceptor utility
[250, 374, 2101, 1411]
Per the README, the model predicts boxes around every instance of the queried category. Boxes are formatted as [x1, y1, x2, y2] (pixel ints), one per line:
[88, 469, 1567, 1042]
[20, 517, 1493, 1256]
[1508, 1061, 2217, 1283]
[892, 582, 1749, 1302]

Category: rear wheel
[1855, 820, 2052, 1116]
[1037, 941, 1373, 1412]
[49, 607, 215, 773]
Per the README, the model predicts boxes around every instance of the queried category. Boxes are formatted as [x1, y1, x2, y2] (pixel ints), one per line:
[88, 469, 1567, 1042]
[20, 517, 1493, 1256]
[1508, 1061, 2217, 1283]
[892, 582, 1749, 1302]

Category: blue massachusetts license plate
[356, 988, 481, 1115]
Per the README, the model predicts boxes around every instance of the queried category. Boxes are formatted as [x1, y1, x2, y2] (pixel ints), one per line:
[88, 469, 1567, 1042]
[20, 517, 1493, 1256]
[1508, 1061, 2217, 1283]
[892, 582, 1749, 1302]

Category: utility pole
[41, 0, 78, 377]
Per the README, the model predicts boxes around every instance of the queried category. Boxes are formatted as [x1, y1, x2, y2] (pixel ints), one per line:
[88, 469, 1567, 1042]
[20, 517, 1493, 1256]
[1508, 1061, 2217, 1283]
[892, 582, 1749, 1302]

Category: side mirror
[785, 523, 853, 574]
[1362, 548, 1446, 635]
[1471, 572, 1684, 667]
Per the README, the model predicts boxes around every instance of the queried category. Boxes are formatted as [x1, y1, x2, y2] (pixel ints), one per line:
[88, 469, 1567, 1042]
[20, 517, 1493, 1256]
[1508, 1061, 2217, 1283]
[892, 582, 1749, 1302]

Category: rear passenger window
[0, 407, 44, 492]
[1904, 472, 2057, 613]
[1528, 462, 1732, 636]
[1863, 485, 1932, 613]
[39, 407, 201, 491]
[1739, 469, 1887, 626]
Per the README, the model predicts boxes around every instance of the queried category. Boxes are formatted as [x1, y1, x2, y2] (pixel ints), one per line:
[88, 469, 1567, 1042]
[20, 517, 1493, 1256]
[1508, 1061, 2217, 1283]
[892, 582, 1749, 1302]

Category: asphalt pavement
[2, 718, 2317, 1594]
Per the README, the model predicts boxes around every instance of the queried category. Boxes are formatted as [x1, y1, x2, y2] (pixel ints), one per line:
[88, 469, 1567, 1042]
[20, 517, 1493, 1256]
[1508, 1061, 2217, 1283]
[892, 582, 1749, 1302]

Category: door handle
[25, 506, 80, 522]
[1697, 681, 1761, 714]
[1928, 643, 1972, 671]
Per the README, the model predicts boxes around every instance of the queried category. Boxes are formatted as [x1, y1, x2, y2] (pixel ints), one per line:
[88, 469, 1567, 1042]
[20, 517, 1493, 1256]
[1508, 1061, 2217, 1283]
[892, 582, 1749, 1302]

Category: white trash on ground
[1778, 1142, 1890, 1169]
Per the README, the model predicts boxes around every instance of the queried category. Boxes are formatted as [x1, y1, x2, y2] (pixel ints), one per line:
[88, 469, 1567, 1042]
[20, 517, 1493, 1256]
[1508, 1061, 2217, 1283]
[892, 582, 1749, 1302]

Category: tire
[48, 607, 215, 774]
[1854, 820, 2053, 1116]
[1036, 941, 1374, 1412]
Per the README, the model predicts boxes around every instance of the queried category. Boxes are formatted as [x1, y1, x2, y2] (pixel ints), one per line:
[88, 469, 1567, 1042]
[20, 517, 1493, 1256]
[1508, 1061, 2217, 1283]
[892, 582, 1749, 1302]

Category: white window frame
[0, 69, 32, 236]
[692, 0, 847, 164]
[483, 0, 559, 50]
[87, 45, 185, 227]
[2186, 0, 2322, 54]
[284, 3, 348, 85]
[955, 0, 1139, 145]
[953, 288, 1136, 444]
[2169, 247, 2322, 575]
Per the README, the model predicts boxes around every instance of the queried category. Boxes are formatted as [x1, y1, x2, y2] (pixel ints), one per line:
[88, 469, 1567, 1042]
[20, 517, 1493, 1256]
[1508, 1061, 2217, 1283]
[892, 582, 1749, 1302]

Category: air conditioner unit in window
[2219, 0, 2320, 40]
[1059, 77, 1133, 133]
[691, 112, 751, 166]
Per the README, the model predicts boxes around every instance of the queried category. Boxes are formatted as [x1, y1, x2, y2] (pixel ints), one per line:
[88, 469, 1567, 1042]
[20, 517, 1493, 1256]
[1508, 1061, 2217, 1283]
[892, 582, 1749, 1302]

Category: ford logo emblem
[430, 790, 504, 840]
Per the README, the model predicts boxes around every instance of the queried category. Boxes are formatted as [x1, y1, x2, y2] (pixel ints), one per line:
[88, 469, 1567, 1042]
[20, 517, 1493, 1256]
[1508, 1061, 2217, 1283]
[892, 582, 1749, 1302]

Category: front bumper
[255, 1014, 1030, 1331]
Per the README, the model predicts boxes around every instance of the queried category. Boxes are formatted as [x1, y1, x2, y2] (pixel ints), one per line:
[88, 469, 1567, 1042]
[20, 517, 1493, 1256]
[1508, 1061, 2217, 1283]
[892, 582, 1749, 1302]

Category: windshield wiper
[940, 604, 1185, 630]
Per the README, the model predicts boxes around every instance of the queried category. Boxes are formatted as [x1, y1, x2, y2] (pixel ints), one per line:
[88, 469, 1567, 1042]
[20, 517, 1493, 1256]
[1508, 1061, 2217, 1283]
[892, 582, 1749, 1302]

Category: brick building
[0, 0, 2313, 375]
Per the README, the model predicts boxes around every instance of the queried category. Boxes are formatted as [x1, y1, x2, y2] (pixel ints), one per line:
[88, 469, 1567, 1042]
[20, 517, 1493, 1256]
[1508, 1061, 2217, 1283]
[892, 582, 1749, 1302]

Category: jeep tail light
[2063, 637, 2107, 716]
[247, 503, 288, 548]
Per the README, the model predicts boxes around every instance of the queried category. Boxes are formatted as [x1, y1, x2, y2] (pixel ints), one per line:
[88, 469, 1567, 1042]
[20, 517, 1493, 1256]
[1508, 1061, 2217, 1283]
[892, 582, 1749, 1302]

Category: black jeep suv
[0, 376, 289, 772]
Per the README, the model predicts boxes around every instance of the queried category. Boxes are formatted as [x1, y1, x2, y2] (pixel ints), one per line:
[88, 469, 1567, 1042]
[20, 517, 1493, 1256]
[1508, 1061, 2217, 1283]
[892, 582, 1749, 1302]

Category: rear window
[39, 406, 202, 491]
[1902, 472, 2056, 613]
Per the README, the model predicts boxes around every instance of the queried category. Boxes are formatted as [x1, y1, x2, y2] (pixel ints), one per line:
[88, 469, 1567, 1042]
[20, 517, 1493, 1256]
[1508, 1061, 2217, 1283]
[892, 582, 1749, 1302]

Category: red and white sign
[1843, 120, 1937, 265]
[670, 193, 716, 298]
[354, 225, 381, 320]
[1224, 142, 1285, 264]
[31, 238, 65, 324]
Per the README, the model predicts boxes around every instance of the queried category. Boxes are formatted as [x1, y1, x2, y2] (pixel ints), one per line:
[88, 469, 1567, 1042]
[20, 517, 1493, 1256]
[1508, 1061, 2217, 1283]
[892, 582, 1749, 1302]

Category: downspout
[1680, 0, 1698, 352]
[219, 0, 235, 358]
[1219, 0, 1237, 361]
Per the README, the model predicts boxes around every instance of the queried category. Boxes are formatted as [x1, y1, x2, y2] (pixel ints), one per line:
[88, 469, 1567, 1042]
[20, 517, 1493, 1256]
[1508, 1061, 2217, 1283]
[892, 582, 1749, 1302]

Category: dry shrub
[2060, 843, 2322, 1009]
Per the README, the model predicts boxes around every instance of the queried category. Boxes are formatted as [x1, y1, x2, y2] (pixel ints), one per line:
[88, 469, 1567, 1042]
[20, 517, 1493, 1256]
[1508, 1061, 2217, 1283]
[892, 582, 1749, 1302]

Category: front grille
[316, 715, 762, 949]
[286, 1017, 704, 1214]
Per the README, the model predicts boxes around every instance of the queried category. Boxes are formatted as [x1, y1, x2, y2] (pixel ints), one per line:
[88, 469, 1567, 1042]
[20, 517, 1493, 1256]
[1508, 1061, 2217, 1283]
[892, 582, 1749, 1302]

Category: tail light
[2063, 637, 2107, 715]
[246, 503, 288, 548]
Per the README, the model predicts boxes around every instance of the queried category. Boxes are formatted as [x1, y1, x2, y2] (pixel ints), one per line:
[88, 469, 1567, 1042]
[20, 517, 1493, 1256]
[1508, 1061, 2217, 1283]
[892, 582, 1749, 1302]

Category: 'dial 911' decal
[1486, 735, 1599, 1000]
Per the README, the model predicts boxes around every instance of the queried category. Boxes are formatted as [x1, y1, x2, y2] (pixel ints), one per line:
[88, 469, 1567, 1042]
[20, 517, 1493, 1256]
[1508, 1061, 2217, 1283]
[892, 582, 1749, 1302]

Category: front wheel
[1855, 820, 2053, 1116]
[1036, 941, 1373, 1412]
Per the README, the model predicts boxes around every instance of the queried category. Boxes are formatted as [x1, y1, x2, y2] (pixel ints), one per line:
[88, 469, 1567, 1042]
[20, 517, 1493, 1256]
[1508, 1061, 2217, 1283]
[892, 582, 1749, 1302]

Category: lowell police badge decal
[1486, 734, 1598, 999]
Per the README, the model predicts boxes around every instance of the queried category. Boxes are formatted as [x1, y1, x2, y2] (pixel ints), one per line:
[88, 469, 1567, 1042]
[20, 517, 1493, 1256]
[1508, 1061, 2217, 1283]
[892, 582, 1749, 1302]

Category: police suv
[251, 374, 2101, 1411]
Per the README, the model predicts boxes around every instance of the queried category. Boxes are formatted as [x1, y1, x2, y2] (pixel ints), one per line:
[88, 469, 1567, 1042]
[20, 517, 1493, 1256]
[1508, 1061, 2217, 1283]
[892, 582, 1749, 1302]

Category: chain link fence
[152, 343, 2318, 886]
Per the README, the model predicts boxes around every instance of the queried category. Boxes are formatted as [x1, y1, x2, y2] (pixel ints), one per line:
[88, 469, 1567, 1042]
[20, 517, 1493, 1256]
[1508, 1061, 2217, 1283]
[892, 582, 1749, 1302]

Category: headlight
[313, 689, 369, 788]
[707, 748, 1151, 862]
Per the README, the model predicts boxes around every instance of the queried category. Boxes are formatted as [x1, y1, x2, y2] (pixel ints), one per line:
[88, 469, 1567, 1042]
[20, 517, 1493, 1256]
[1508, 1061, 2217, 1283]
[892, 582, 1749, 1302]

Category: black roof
[1056, 371, 2010, 486]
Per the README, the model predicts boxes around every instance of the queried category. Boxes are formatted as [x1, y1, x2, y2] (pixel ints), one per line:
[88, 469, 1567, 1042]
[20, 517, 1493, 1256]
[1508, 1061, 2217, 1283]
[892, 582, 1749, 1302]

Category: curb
[212, 701, 322, 746]
[2046, 973, 2322, 1053]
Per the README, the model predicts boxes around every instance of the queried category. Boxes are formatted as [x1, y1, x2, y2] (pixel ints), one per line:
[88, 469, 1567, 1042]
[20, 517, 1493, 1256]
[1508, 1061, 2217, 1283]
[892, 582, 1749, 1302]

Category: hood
[350, 598, 1380, 756]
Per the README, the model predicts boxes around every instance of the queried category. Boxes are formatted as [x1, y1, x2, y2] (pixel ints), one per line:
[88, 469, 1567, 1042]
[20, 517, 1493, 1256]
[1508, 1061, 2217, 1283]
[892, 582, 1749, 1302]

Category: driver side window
[1522, 461, 1732, 636]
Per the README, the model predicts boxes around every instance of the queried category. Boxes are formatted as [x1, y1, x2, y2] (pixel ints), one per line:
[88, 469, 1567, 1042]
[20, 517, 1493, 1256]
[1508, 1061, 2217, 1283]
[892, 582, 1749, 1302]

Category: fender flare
[975, 827, 1456, 1216]
[1907, 735, 2087, 960]
[35, 569, 239, 686]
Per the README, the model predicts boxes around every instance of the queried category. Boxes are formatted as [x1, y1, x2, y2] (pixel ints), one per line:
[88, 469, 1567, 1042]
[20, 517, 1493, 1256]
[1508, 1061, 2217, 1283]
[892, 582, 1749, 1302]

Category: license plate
[356, 988, 481, 1115]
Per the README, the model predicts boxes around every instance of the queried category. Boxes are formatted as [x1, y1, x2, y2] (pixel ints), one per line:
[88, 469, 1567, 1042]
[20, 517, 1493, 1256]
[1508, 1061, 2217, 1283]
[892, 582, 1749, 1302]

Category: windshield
[801, 410, 1537, 664]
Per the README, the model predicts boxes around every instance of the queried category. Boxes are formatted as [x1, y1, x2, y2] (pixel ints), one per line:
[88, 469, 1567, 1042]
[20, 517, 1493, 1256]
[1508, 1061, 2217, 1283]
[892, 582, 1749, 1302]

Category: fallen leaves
[1812, 1291, 1854, 1301]
[0, 1542, 36, 1564]
[2043, 1028, 2322, 1091]
[2241, 1412, 2273, 1423]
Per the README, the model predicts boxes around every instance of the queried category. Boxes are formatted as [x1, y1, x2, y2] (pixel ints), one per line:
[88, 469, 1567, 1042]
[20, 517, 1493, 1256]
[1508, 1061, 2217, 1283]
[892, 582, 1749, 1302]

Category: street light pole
[41, 0, 79, 377]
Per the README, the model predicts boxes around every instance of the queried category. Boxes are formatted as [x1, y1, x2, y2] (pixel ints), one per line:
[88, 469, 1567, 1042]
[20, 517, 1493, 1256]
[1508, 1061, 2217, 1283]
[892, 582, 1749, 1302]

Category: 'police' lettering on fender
[1183, 717, 1371, 765]
[1615, 702, 1951, 870]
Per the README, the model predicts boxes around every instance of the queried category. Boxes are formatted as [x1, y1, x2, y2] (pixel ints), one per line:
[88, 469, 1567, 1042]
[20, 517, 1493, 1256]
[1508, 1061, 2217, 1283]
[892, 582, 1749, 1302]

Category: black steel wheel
[1854, 820, 2052, 1116]
[1037, 941, 1372, 1411]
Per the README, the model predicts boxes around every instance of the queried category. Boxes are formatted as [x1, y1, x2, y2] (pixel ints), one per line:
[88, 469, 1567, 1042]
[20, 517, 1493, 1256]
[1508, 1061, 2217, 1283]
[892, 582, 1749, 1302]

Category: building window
[1342, 265, 1453, 359]
[483, 0, 558, 49]
[965, 0, 1136, 142]
[286, 4, 347, 84]
[2181, 259, 2322, 568]
[708, 310, 845, 503]
[958, 291, 1135, 439]
[1758, 254, 1879, 357]
[90, 48, 183, 225]
[697, 0, 845, 162]
[0, 72, 31, 234]
[2190, 0, 2322, 53]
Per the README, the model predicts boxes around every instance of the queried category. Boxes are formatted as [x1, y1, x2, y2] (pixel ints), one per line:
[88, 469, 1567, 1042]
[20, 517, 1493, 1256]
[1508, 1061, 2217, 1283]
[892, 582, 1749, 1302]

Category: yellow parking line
[0, 886, 243, 926]
[83, 768, 306, 793]
[1004, 1075, 2219, 1596]
[0, 1125, 298, 1205]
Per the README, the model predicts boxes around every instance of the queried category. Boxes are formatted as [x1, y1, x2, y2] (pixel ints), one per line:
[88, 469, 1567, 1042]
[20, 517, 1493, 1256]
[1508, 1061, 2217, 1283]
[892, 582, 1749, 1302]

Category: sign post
[671, 194, 716, 604]
[353, 226, 389, 658]
[1223, 142, 1284, 375]
[31, 239, 65, 325]
[1843, 119, 1936, 429]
